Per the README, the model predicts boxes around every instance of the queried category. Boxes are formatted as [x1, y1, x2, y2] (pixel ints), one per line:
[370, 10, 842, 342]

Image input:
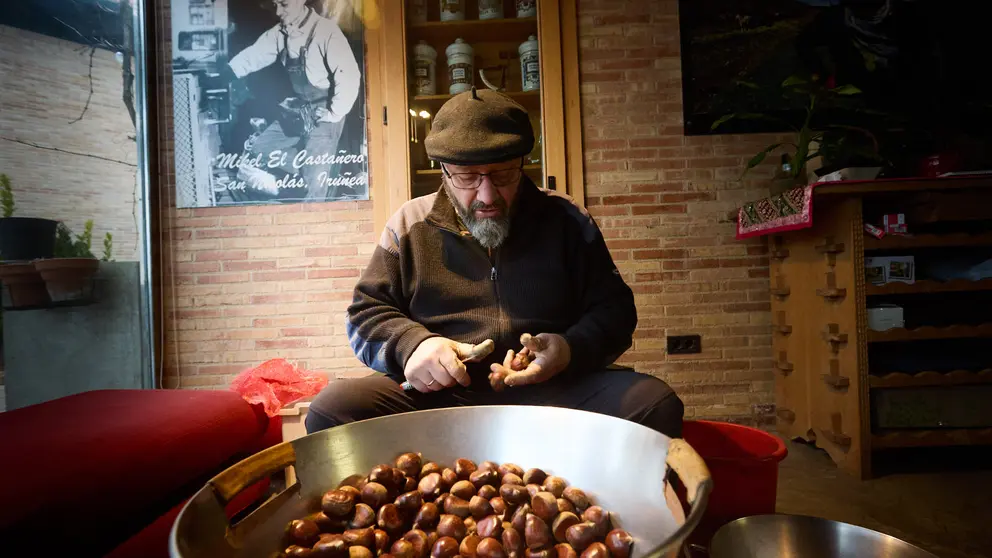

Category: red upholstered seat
[0, 389, 274, 556]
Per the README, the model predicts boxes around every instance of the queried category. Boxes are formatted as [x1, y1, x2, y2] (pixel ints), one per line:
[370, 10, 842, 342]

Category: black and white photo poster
[170, 0, 368, 207]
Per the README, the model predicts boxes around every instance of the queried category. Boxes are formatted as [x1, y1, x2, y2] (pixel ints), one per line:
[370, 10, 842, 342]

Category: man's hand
[489, 333, 571, 389]
[405, 337, 489, 393]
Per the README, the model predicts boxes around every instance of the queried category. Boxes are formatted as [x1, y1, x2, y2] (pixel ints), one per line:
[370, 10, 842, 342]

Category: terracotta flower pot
[33, 258, 100, 303]
[0, 262, 51, 308]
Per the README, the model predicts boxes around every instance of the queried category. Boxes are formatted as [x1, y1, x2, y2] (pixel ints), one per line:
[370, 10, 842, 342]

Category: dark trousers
[306, 369, 685, 439]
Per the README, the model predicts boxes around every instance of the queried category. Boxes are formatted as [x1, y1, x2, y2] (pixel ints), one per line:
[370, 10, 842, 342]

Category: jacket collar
[426, 176, 542, 236]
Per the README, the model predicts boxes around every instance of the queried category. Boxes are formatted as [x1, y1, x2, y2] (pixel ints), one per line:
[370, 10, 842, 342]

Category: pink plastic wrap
[229, 359, 328, 417]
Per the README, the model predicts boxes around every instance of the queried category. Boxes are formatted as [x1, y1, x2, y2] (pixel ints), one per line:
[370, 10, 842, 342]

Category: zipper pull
[491, 267, 497, 281]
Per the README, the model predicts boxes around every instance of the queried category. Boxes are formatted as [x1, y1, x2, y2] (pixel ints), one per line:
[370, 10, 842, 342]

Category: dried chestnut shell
[501, 473, 523, 487]
[286, 546, 313, 558]
[541, 477, 567, 499]
[525, 485, 541, 499]
[502, 525, 524, 556]
[403, 529, 430, 558]
[350, 504, 376, 529]
[525, 514, 552, 550]
[460, 534, 482, 558]
[323, 489, 357, 517]
[450, 480, 477, 501]
[313, 536, 349, 558]
[500, 484, 529, 506]
[414, 502, 440, 530]
[478, 484, 498, 500]
[351, 547, 374, 558]
[605, 529, 633, 558]
[551, 513, 580, 544]
[470, 495, 493, 519]
[522, 469, 547, 486]
[419, 473, 442, 502]
[454, 458, 478, 480]
[510, 504, 532, 533]
[440, 468, 458, 490]
[526, 550, 554, 558]
[560, 488, 589, 512]
[556, 499, 575, 516]
[469, 469, 499, 489]
[579, 543, 608, 558]
[490, 497, 506, 516]
[530, 492, 558, 523]
[476, 537, 507, 558]
[374, 530, 391, 554]
[554, 543, 577, 558]
[498, 463, 524, 478]
[344, 527, 375, 548]
[437, 514, 467, 541]
[444, 495, 471, 518]
[396, 453, 423, 478]
[421, 462, 442, 479]
[390, 540, 415, 558]
[287, 519, 321, 547]
[564, 523, 596, 552]
[363, 482, 390, 509]
[580, 507, 610, 538]
[476, 515, 503, 539]
[396, 491, 424, 513]
[430, 536, 460, 558]
[370, 465, 395, 488]
[314, 512, 349, 534]
[377, 504, 405, 536]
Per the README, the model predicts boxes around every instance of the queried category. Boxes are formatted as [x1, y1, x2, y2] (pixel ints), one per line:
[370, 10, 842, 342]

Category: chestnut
[561, 488, 589, 513]
[395, 491, 424, 513]
[478, 461, 499, 473]
[390, 540, 415, 558]
[426, 531, 440, 552]
[530, 492, 558, 523]
[498, 463, 524, 478]
[314, 512, 349, 534]
[435, 494, 450, 512]
[502, 525, 525, 557]
[421, 462, 442, 479]
[374, 530, 391, 555]
[339, 485, 362, 499]
[405, 476, 419, 493]
[396, 453, 423, 478]
[392, 468, 408, 494]
[490, 496, 506, 516]
[414, 502, 440, 530]
[469, 468, 499, 489]
[443, 495, 471, 518]
[460, 534, 482, 558]
[381, 555, 396, 558]
[579, 543, 609, 558]
[440, 468, 458, 490]
[343, 527, 375, 548]
[476, 515, 503, 539]
[523, 469, 547, 486]
[339, 475, 366, 491]
[464, 516, 478, 534]
[605, 529, 633, 558]
[500, 484, 529, 506]
[313, 536, 349, 558]
[286, 545, 313, 558]
[430, 536, 460, 558]
[526, 550, 554, 558]
[437, 514, 467, 541]
[470, 495, 494, 519]
[551, 513, 580, 544]
[377, 504, 406, 537]
[363, 482, 390, 510]
[476, 537, 507, 558]
[454, 458, 478, 480]
[403, 529, 430, 558]
[477, 484, 498, 500]
[525, 485, 541, 499]
[351, 547, 374, 558]
[370, 465, 396, 488]
[501, 473, 523, 487]
[323, 489, 357, 517]
[554, 544, 577, 558]
[556, 499, 575, 515]
[564, 523, 596, 552]
[541, 477, 567, 499]
[525, 514, 552, 550]
[419, 473, 442, 501]
[510, 503, 532, 533]
[580, 507, 610, 538]
[451, 480, 477, 501]
[321, 534, 347, 543]
[287, 518, 321, 547]
[350, 504, 376, 529]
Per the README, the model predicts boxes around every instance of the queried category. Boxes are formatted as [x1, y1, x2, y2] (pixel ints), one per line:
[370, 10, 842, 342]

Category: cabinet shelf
[869, 369, 992, 388]
[867, 323, 992, 343]
[408, 17, 538, 45]
[872, 428, 992, 449]
[866, 278, 992, 295]
[865, 231, 992, 251]
[411, 90, 541, 111]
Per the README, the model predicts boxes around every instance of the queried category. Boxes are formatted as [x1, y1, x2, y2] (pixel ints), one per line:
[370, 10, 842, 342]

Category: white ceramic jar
[440, 0, 465, 21]
[516, 0, 536, 18]
[446, 38, 474, 94]
[409, 0, 428, 23]
[519, 35, 539, 91]
[413, 40, 437, 95]
[478, 0, 502, 20]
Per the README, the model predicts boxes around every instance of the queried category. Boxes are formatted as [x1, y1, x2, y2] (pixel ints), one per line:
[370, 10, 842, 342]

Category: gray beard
[444, 183, 511, 249]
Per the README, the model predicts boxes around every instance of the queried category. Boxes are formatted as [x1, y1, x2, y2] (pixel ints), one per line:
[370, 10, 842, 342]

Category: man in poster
[223, 0, 361, 201]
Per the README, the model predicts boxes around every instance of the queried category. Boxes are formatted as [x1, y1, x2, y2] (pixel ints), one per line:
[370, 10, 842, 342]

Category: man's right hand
[404, 337, 484, 393]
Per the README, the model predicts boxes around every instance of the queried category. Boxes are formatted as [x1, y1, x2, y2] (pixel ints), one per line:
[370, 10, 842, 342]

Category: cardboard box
[867, 305, 904, 331]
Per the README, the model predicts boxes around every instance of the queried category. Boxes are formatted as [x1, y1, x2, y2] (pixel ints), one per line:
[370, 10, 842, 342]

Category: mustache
[469, 199, 507, 212]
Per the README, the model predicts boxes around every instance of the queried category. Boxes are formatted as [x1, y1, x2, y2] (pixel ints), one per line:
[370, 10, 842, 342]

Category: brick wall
[159, 0, 777, 424]
[0, 25, 141, 261]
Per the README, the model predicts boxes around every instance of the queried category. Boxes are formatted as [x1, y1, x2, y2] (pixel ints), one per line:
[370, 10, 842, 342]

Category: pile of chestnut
[283, 452, 634, 558]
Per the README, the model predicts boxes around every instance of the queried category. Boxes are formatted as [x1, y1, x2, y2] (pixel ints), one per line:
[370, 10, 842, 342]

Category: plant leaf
[710, 113, 737, 130]
[782, 75, 808, 87]
[741, 143, 785, 179]
[734, 80, 760, 89]
[831, 84, 862, 95]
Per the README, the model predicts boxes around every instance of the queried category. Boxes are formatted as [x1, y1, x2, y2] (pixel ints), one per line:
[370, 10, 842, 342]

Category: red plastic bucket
[681, 420, 788, 546]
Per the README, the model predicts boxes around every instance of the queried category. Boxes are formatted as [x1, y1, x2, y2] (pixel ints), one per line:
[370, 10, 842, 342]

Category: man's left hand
[489, 333, 571, 388]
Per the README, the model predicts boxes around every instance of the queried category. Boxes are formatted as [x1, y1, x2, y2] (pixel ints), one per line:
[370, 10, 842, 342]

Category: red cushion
[0, 389, 271, 553]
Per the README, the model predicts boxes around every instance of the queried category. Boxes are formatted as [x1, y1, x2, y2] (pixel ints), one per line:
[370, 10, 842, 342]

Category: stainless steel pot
[709, 514, 939, 558]
[170, 405, 712, 558]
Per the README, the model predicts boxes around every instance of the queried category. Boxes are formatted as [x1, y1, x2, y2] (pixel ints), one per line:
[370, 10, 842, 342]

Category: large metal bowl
[170, 406, 712, 558]
[709, 514, 940, 558]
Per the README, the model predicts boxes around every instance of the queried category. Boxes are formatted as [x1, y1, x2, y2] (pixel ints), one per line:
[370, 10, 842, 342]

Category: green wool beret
[424, 87, 535, 165]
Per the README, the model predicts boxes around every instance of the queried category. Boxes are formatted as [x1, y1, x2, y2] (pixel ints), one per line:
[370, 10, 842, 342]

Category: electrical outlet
[667, 334, 702, 355]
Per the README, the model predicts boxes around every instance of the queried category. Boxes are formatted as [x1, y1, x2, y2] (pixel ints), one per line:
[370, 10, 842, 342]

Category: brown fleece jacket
[345, 177, 637, 385]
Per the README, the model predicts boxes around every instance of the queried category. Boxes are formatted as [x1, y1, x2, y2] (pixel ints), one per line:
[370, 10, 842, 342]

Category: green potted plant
[33, 220, 111, 303]
[0, 174, 58, 261]
[0, 176, 52, 309]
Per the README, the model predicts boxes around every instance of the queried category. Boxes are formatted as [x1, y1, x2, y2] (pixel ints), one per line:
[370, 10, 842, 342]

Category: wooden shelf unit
[769, 176, 992, 478]
[410, 90, 541, 111]
[407, 17, 538, 44]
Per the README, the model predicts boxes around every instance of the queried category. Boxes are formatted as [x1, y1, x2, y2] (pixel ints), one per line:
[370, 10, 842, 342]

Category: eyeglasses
[440, 163, 523, 190]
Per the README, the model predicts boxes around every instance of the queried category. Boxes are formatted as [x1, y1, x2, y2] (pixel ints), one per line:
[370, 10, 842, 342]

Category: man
[225, 0, 361, 201]
[306, 89, 684, 438]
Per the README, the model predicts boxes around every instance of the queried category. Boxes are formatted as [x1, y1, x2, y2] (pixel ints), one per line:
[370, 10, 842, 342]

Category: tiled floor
[775, 438, 992, 558]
